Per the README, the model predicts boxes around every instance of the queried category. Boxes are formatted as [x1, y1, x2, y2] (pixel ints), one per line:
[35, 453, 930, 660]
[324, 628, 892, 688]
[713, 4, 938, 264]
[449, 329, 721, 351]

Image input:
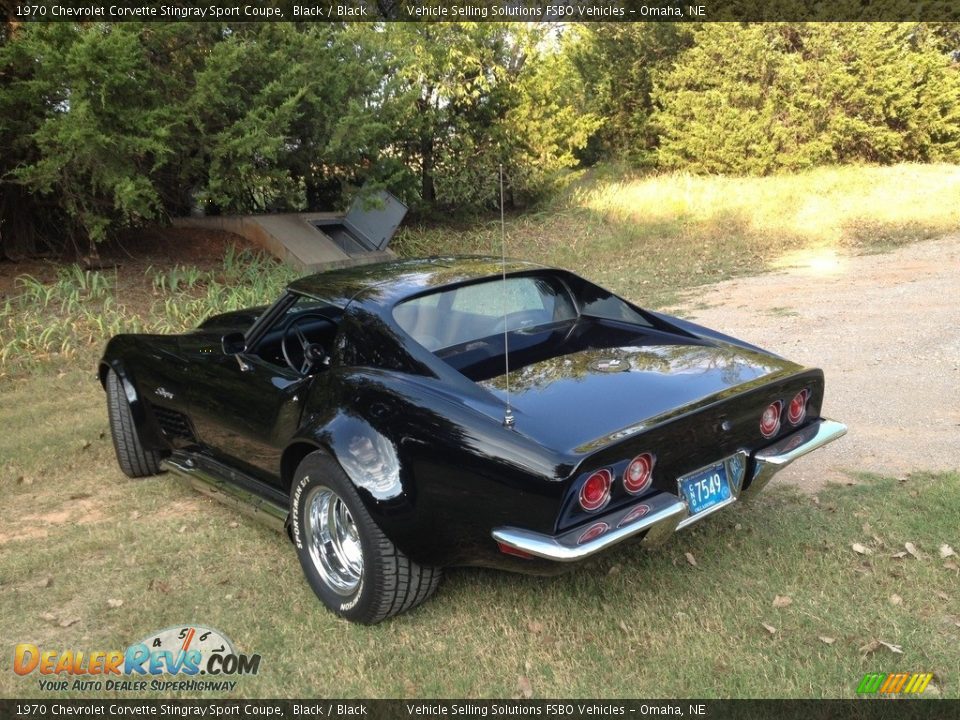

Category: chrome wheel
[304, 485, 363, 596]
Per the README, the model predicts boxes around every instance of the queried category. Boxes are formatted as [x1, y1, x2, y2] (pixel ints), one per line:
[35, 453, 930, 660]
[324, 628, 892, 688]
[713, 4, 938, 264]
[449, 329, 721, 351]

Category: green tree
[653, 23, 960, 174]
[569, 23, 694, 164]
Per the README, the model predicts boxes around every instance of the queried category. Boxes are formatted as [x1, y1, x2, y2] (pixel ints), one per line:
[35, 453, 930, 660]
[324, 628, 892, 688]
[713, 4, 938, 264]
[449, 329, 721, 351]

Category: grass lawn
[1, 163, 958, 698]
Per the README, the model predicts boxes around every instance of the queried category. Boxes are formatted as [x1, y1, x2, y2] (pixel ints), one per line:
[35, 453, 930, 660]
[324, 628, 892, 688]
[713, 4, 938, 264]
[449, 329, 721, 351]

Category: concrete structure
[172, 211, 395, 272]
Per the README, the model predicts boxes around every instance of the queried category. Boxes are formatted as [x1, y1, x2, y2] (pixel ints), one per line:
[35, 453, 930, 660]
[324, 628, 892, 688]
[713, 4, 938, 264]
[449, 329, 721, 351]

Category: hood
[478, 340, 802, 454]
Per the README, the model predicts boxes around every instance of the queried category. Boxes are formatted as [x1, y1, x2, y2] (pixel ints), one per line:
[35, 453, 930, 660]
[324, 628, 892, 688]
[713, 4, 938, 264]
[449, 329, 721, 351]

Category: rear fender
[285, 413, 404, 502]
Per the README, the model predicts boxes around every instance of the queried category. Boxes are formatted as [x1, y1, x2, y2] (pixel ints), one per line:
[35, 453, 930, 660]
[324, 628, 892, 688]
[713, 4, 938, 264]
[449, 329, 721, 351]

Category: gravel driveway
[678, 235, 960, 491]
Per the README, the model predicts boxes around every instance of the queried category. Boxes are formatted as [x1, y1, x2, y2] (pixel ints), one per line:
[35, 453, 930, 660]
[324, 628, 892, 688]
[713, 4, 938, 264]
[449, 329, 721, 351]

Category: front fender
[98, 351, 167, 450]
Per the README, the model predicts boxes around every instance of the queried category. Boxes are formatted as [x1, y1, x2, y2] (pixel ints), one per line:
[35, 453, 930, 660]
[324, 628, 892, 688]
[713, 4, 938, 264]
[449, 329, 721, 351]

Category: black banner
[0, 700, 955, 720]
[6, 0, 960, 23]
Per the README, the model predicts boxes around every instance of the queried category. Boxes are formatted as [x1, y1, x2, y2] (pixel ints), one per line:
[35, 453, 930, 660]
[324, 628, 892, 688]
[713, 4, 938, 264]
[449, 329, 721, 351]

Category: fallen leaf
[684, 552, 697, 567]
[939, 544, 956, 559]
[859, 640, 881, 654]
[818, 636, 836, 645]
[734, 523, 743, 530]
[178, 525, 186, 534]
[889, 594, 903, 606]
[517, 676, 533, 699]
[107, 598, 123, 608]
[852, 543, 871, 555]
[905, 542, 921, 558]
[58, 617, 79, 628]
[773, 595, 793, 608]
[40, 612, 56, 622]
[37, 576, 53, 588]
[228, 521, 239, 529]
[618, 620, 629, 633]
[527, 621, 543, 635]
[890, 551, 907, 559]
[879, 640, 903, 654]
[761, 623, 777, 635]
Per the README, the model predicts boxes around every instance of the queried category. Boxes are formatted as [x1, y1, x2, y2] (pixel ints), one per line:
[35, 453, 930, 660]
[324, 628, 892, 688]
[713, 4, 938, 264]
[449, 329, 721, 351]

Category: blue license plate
[679, 462, 731, 515]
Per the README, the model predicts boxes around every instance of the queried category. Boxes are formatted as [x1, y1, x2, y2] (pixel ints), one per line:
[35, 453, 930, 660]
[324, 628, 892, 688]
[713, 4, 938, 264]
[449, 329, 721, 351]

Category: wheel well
[98, 363, 111, 388]
[281, 441, 324, 493]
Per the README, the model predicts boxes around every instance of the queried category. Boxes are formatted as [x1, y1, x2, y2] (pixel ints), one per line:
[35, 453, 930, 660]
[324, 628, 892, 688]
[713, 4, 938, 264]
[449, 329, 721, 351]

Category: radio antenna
[500, 163, 515, 429]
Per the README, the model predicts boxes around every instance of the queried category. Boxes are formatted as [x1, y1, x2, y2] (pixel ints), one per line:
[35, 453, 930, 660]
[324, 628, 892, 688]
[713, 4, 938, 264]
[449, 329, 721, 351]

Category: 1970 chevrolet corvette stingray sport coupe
[100, 257, 846, 623]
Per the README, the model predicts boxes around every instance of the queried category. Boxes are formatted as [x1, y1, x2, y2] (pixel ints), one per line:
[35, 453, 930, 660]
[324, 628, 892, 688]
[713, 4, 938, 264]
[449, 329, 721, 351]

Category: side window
[580, 293, 651, 326]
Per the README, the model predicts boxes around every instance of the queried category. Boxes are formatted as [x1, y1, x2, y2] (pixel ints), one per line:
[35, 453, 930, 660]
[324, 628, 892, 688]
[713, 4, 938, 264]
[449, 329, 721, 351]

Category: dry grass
[395, 163, 960, 307]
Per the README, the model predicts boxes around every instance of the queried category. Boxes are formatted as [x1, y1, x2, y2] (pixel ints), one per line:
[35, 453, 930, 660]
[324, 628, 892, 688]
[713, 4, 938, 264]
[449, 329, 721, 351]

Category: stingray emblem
[155, 387, 174, 400]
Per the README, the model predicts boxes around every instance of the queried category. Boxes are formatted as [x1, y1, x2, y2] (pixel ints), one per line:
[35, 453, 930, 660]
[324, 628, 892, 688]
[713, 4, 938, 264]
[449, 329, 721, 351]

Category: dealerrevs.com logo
[14, 625, 261, 692]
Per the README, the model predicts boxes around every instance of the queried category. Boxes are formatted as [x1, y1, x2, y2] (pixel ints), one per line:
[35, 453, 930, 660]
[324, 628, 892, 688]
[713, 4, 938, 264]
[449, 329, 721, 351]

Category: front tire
[105, 369, 163, 478]
[290, 452, 441, 624]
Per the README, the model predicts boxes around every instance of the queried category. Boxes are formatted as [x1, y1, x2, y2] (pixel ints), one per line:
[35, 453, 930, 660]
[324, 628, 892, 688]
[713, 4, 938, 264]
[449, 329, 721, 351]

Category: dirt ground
[0, 227, 254, 300]
[677, 234, 960, 491]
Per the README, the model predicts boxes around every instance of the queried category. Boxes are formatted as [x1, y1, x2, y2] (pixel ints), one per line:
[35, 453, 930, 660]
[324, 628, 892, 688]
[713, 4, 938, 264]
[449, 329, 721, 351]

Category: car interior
[252, 307, 343, 372]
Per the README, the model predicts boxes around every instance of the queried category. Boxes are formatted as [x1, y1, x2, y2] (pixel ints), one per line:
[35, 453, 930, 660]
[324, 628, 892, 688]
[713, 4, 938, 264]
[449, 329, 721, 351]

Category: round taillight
[623, 452, 656, 494]
[788, 389, 809, 425]
[577, 522, 609, 545]
[579, 469, 612, 512]
[760, 400, 783, 438]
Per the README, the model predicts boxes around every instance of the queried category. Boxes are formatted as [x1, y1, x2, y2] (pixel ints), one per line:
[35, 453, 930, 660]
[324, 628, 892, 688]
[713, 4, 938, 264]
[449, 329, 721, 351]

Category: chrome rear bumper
[743, 418, 847, 497]
[491, 418, 847, 562]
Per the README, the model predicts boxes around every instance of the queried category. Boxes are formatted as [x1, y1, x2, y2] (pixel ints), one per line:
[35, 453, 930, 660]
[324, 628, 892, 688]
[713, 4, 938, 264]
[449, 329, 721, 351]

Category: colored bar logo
[857, 672, 933, 694]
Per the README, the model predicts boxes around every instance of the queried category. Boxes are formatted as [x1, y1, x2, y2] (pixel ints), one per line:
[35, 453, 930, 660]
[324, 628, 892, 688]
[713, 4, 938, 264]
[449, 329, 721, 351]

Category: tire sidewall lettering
[339, 578, 363, 612]
[291, 474, 310, 550]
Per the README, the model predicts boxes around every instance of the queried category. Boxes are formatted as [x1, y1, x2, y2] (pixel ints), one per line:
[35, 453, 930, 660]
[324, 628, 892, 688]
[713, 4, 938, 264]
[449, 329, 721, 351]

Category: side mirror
[221, 332, 246, 355]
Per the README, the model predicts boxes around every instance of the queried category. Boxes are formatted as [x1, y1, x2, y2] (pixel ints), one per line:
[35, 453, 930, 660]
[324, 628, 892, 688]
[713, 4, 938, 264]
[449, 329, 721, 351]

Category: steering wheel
[281, 314, 330, 375]
[492, 310, 548, 335]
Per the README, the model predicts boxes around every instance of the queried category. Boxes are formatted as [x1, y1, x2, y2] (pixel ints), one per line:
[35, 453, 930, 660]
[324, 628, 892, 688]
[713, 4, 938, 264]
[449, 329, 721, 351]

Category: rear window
[393, 275, 576, 351]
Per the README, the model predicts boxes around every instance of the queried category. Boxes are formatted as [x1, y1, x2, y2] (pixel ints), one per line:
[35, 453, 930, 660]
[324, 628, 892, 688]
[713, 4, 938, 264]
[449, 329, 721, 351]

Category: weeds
[0, 248, 295, 374]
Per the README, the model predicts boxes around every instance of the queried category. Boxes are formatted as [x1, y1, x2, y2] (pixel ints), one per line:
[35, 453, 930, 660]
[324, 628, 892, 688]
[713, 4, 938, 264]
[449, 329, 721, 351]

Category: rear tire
[105, 369, 163, 478]
[290, 452, 442, 624]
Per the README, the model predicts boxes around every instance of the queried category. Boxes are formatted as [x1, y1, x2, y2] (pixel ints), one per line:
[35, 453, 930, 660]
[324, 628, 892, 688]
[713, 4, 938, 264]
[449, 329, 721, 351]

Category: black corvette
[100, 257, 845, 623]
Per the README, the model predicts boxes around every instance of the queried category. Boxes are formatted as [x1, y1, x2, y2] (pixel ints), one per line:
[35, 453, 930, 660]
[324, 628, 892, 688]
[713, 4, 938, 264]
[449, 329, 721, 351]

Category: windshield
[393, 275, 577, 351]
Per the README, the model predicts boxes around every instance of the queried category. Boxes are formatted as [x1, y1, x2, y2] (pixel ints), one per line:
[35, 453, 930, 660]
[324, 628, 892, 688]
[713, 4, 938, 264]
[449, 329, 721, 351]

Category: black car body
[100, 257, 845, 622]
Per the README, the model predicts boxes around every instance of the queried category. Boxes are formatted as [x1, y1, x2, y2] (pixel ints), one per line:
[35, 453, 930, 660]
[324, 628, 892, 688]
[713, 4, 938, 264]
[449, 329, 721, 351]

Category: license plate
[679, 462, 731, 515]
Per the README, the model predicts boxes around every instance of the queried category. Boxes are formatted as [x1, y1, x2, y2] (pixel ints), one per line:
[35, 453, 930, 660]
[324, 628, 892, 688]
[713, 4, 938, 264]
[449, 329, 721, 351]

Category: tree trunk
[420, 133, 435, 205]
